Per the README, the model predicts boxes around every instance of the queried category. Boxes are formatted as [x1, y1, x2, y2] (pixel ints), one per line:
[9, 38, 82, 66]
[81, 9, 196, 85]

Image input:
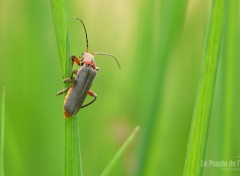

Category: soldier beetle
[57, 18, 120, 118]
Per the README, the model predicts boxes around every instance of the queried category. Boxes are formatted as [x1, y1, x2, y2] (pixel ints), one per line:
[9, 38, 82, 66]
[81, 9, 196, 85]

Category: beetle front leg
[72, 55, 83, 67]
[81, 90, 97, 108]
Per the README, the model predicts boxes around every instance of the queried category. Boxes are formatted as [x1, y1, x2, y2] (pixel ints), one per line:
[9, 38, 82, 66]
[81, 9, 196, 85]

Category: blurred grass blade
[183, 0, 224, 175]
[136, 0, 188, 175]
[100, 126, 140, 176]
[0, 87, 6, 176]
[221, 0, 239, 164]
[50, 0, 83, 176]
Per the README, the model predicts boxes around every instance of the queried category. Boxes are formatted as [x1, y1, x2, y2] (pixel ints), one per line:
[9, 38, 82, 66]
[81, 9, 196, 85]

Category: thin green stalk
[223, 0, 239, 158]
[222, 0, 238, 172]
[100, 126, 140, 176]
[0, 87, 6, 176]
[50, 0, 83, 175]
[65, 117, 82, 176]
[183, 0, 224, 175]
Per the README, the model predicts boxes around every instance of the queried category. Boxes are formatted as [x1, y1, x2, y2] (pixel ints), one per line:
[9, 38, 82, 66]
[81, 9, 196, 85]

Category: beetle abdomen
[64, 65, 97, 117]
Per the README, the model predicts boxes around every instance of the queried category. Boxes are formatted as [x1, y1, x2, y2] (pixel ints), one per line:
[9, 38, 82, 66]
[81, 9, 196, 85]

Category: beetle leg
[63, 70, 78, 83]
[56, 87, 70, 96]
[63, 78, 74, 83]
[69, 69, 78, 79]
[81, 90, 97, 108]
[56, 70, 78, 96]
[73, 69, 78, 75]
[56, 79, 77, 96]
[71, 55, 82, 67]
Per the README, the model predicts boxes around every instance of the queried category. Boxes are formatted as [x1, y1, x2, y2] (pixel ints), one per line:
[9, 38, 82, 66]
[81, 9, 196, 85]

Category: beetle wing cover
[64, 65, 97, 115]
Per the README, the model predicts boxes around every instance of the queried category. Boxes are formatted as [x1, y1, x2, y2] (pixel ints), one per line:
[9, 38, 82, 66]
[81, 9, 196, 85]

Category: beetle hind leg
[81, 90, 97, 108]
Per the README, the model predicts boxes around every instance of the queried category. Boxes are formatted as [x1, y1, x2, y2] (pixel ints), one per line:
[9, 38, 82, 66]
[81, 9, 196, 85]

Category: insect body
[57, 18, 120, 118]
[63, 65, 97, 117]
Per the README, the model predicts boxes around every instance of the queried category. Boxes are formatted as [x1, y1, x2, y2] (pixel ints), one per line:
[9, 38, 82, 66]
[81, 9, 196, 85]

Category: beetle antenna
[71, 17, 89, 52]
[92, 52, 121, 69]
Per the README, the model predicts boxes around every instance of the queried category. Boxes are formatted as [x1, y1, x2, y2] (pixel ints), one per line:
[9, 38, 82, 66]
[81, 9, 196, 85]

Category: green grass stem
[0, 87, 6, 176]
[100, 126, 140, 176]
[219, 1, 239, 176]
[183, 0, 225, 175]
[50, 0, 83, 175]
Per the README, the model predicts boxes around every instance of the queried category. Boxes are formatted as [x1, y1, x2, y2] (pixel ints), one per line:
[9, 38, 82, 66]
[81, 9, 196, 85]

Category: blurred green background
[1, 0, 240, 176]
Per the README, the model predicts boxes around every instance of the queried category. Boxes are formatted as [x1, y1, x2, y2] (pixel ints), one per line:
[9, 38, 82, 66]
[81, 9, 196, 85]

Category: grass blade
[221, 0, 239, 165]
[183, 0, 225, 175]
[50, 0, 71, 78]
[100, 126, 140, 176]
[65, 117, 82, 176]
[136, 0, 188, 175]
[0, 87, 6, 176]
[50, 0, 83, 175]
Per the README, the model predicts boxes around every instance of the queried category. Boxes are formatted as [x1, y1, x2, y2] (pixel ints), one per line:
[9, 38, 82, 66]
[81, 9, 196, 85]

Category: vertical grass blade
[100, 126, 140, 176]
[221, 0, 239, 168]
[50, 0, 71, 78]
[64, 117, 82, 176]
[50, 1, 83, 175]
[183, 0, 225, 175]
[0, 87, 6, 176]
[136, 0, 188, 175]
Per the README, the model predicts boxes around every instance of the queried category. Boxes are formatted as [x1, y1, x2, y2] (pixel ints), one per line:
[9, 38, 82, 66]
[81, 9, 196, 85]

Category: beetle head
[71, 18, 120, 69]
[82, 52, 96, 69]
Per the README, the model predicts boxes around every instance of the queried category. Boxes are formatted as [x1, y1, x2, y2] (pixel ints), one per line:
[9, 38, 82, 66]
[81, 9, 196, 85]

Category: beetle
[56, 18, 121, 118]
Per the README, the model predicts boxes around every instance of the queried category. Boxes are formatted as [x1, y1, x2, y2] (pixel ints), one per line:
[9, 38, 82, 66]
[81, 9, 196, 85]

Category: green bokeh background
[1, 0, 240, 176]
